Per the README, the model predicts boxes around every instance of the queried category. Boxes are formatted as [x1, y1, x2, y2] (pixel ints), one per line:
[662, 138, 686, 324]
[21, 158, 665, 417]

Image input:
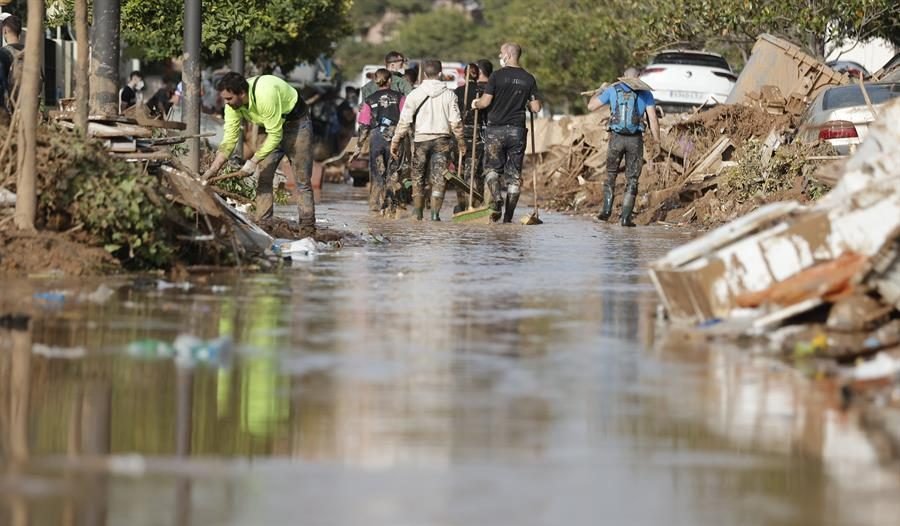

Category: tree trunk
[74, 0, 90, 134]
[14, 0, 44, 232]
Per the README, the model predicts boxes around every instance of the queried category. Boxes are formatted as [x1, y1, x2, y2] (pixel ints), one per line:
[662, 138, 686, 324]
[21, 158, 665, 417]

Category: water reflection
[1, 189, 898, 525]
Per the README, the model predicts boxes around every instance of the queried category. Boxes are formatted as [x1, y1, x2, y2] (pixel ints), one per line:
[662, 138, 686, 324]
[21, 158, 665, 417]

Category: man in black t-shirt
[119, 71, 144, 114]
[472, 43, 542, 222]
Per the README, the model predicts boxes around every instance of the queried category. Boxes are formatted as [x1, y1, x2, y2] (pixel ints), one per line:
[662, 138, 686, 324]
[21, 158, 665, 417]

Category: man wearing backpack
[588, 67, 660, 227]
[0, 13, 24, 115]
[356, 68, 405, 213]
[389, 59, 465, 221]
[202, 72, 316, 237]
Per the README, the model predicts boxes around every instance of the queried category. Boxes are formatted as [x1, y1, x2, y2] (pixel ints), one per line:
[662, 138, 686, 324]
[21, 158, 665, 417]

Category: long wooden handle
[457, 66, 471, 180]
[530, 111, 539, 214]
[468, 109, 479, 209]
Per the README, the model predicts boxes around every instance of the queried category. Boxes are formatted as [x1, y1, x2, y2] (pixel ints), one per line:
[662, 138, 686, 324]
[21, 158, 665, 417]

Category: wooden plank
[88, 122, 153, 138]
[109, 151, 171, 160]
[160, 165, 223, 218]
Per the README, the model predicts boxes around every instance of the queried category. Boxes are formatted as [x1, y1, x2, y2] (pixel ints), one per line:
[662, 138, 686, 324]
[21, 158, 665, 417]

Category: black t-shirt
[0, 43, 24, 94]
[454, 81, 487, 126]
[484, 67, 539, 127]
[120, 85, 136, 111]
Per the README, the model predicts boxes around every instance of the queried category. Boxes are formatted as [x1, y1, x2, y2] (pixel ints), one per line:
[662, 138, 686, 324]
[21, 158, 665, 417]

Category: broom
[521, 110, 543, 225]
[451, 108, 492, 223]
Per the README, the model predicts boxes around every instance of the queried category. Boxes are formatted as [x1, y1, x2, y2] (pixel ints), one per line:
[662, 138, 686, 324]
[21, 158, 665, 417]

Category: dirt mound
[0, 226, 119, 276]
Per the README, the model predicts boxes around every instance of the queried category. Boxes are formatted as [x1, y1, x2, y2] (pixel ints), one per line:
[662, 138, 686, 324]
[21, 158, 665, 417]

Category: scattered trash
[78, 284, 117, 304]
[156, 280, 193, 291]
[32, 344, 87, 359]
[33, 291, 67, 306]
[272, 237, 319, 262]
[173, 334, 233, 366]
[0, 187, 15, 207]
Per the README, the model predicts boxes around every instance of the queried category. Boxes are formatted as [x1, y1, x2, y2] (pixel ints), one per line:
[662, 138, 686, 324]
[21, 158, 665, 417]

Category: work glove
[390, 142, 400, 160]
[200, 167, 216, 182]
[240, 158, 258, 175]
[457, 142, 467, 159]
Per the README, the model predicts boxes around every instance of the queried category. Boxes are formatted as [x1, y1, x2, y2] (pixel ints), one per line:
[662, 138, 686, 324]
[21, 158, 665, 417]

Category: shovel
[520, 110, 543, 225]
[452, 108, 493, 223]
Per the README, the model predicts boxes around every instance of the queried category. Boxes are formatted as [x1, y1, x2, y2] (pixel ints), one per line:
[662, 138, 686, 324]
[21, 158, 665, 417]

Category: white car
[798, 81, 900, 155]
[639, 50, 736, 112]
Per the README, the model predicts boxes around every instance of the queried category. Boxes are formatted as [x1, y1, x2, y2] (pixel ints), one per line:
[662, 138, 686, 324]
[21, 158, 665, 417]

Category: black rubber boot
[430, 197, 443, 221]
[490, 200, 503, 222]
[597, 183, 614, 221]
[503, 194, 519, 223]
[620, 192, 637, 227]
[412, 196, 424, 221]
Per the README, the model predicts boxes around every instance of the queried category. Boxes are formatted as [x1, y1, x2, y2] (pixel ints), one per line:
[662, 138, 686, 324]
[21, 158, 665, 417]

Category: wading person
[587, 67, 660, 227]
[390, 59, 465, 221]
[356, 68, 405, 213]
[453, 61, 491, 212]
[361, 51, 413, 100]
[202, 72, 316, 236]
[471, 43, 541, 223]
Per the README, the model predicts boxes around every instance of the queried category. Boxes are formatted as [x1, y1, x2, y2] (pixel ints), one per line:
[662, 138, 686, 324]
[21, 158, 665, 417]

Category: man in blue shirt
[588, 68, 660, 226]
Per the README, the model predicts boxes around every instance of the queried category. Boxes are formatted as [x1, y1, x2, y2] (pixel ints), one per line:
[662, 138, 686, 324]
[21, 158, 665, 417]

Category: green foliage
[633, 0, 900, 61]
[721, 139, 836, 203]
[39, 130, 175, 268]
[336, 0, 634, 111]
[46, 0, 352, 69]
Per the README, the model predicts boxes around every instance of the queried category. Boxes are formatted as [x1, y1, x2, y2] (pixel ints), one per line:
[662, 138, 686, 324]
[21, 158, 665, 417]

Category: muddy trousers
[368, 128, 393, 212]
[411, 137, 452, 220]
[483, 125, 525, 222]
[600, 132, 643, 225]
[454, 126, 485, 212]
[256, 116, 316, 231]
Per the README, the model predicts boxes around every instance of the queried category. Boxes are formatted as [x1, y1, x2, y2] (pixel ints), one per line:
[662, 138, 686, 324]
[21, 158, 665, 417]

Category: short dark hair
[422, 59, 442, 79]
[2, 15, 21, 36]
[465, 63, 480, 81]
[476, 59, 493, 78]
[385, 51, 405, 65]
[216, 72, 249, 94]
[130, 71, 144, 80]
[374, 68, 391, 87]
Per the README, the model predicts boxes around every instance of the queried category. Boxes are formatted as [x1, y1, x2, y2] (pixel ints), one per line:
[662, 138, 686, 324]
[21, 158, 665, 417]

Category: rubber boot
[430, 196, 443, 221]
[503, 193, 519, 223]
[597, 184, 614, 221]
[620, 192, 637, 227]
[412, 196, 424, 221]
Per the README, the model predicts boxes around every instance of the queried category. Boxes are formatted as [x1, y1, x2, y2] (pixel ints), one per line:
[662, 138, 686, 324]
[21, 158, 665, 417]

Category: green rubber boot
[597, 183, 614, 221]
[620, 192, 637, 227]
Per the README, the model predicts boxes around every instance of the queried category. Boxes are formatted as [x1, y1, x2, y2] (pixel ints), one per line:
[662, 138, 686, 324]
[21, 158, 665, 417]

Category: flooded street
[2, 185, 899, 526]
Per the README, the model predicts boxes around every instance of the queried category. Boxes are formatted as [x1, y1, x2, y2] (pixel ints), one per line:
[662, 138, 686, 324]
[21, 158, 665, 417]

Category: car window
[651, 53, 730, 70]
[822, 83, 900, 110]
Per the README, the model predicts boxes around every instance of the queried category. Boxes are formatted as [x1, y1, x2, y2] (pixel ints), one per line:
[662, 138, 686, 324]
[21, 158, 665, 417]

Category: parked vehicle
[639, 50, 736, 113]
[826, 60, 870, 79]
[798, 81, 900, 154]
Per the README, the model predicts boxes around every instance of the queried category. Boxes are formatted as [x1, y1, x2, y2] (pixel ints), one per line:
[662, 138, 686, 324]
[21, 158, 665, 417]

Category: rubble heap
[650, 99, 900, 413]
[528, 33, 850, 228]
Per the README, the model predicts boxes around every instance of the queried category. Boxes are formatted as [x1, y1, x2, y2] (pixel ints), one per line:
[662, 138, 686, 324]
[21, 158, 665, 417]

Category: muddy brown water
[1, 185, 899, 526]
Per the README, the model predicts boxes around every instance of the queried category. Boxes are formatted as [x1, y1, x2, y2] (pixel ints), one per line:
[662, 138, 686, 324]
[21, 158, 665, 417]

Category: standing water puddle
[1, 186, 898, 525]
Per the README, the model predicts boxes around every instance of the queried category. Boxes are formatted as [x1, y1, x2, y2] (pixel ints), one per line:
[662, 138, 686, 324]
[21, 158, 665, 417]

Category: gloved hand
[390, 142, 400, 159]
[240, 158, 258, 175]
[201, 167, 217, 181]
[457, 142, 467, 159]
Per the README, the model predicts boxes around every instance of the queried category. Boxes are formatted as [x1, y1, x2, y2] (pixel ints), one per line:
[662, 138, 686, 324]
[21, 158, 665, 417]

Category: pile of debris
[650, 99, 900, 402]
[529, 34, 850, 227]
[0, 105, 342, 275]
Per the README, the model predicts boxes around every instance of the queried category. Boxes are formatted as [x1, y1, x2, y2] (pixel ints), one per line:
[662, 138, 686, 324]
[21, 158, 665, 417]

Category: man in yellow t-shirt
[203, 72, 315, 235]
